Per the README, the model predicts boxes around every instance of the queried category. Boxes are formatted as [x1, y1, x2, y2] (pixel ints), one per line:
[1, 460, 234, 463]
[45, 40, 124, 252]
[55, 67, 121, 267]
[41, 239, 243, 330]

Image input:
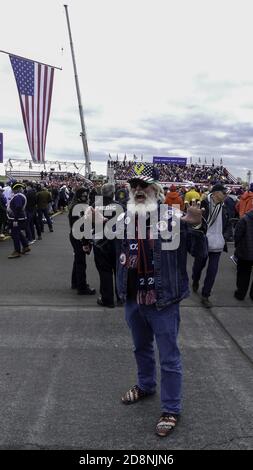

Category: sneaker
[192, 281, 199, 293]
[230, 255, 238, 266]
[201, 296, 213, 308]
[8, 251, 21, 258]
[121, 385, 155, 405]
[156, 413, 179, 437]
[77, 287, 96, 295]
[0, 234, 5, 240]
[28, 240, 36, 245]
[21, 246, 31, 255]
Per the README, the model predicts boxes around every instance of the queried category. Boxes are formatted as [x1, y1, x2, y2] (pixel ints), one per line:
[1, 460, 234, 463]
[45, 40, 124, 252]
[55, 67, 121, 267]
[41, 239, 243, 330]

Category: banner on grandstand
[9, 54, 55, 163]
[0, 133, 3, 163]
[153, 156, 187, 165]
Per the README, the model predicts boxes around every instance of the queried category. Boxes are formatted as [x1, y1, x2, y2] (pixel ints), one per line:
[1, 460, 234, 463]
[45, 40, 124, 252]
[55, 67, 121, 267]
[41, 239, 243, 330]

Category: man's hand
[82, 243, 92, 254]
[181, 200, 204, 225]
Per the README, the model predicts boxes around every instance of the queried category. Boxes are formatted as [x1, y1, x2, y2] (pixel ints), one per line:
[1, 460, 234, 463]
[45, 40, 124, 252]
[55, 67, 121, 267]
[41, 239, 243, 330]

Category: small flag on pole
[9, 55, 55, 163]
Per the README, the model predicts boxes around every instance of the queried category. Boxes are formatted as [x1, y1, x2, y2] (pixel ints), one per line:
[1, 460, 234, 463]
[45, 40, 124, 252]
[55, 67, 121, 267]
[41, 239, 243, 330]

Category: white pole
[64, 4, 91, 178]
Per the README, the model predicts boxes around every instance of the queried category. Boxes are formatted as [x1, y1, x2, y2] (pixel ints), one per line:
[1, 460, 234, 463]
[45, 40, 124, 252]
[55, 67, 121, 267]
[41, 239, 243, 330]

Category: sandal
[121, 385, 154, 405]
[156, 413, 179, 437]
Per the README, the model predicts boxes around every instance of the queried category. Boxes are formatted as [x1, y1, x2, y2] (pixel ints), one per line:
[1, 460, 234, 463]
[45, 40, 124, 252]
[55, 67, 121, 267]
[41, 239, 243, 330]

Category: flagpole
[0, 50, 62, 70]
[63, 4, 91, 178]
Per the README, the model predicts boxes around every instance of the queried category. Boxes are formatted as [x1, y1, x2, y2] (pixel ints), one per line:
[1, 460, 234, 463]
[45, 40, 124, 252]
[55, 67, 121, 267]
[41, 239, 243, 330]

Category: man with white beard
[116, 163, 203, 437]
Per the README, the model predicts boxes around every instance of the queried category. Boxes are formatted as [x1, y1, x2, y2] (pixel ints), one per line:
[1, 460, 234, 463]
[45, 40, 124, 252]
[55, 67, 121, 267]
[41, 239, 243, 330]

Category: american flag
[9, 55, 55, 163]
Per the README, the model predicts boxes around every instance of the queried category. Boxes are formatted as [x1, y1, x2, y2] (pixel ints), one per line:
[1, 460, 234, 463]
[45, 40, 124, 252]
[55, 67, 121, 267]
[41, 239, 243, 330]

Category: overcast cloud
[0, 0, 253, 180]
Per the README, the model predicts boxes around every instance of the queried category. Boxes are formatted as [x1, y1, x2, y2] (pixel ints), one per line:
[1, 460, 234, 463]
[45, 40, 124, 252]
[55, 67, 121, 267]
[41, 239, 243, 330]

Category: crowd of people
[1, 163, 253, 438]
[108, 160, 237, 185]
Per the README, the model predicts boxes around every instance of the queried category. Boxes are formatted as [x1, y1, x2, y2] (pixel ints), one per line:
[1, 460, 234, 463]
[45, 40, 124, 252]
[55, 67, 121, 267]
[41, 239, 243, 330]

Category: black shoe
[201, 296, 213, 308]
[234, 291, 245, 301]
[117, 299, 124, 306]
[49, 228, 54, 232]
[192, 281, 199, 293]
[78, 287, 96, 295]
[97, 297, 115, 308]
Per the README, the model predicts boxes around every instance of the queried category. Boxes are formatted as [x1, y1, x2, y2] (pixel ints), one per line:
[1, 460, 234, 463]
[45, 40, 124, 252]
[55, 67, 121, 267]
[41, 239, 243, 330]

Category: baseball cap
[12, 182, 25, 190]
[210, 183, 228, 194]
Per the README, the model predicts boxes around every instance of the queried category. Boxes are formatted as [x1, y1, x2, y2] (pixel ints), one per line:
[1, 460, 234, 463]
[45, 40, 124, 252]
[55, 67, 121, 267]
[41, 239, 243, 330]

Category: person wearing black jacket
[234, 209, 253, 300]
[191, 183, 229, 308]
[93, 183, 123, 308]
[68, 187, 96, 295]
[25, 183, 42, 242]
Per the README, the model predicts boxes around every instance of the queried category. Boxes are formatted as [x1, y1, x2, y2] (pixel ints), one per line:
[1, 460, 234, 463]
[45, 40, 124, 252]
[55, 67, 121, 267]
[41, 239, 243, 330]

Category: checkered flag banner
[128, 163, 160, 182]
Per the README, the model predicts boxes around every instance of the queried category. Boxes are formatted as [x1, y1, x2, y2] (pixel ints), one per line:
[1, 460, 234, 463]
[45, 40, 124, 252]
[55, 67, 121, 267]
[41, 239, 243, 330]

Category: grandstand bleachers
[108, 160, 238, 186]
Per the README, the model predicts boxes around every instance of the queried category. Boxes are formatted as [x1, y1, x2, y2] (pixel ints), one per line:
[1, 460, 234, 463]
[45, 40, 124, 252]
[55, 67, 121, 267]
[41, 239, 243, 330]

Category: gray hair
[150, 182, 165, 203]
[101, 183, 115, 197]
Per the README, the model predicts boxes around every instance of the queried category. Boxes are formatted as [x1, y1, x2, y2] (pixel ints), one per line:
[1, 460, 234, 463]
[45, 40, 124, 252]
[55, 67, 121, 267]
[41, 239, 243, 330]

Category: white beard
[127, 191, 158, 216]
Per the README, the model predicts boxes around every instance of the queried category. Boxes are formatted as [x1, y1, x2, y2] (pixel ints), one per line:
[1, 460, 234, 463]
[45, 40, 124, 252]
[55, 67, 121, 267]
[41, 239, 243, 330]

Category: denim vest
[116, 209, 191, 310]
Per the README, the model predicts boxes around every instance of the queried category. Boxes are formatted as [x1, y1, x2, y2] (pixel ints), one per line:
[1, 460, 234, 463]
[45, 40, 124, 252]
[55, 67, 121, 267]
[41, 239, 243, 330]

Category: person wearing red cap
[165, 185, 184, 211]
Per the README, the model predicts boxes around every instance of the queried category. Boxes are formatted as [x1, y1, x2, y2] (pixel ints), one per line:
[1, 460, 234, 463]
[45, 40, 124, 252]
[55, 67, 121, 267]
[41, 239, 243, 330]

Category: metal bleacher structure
[5, 158, 88, 181]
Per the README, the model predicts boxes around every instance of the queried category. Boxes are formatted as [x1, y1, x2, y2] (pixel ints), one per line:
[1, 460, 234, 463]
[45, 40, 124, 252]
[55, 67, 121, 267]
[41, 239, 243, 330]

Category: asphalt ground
[0, 213, 253, 450]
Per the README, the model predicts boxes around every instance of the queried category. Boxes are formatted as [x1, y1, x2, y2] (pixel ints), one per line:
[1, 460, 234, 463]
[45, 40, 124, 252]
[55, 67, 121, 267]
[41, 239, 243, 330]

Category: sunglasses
[130, 180, 150, 189]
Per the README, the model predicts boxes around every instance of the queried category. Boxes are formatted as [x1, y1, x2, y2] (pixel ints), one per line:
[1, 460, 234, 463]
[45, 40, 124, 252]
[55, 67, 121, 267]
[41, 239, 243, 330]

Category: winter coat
[165, 191, 184, 210]
[234, 210, 253, 260]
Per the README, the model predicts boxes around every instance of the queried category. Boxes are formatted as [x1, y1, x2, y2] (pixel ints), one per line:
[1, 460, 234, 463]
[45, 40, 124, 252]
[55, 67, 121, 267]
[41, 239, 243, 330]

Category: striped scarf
[127, 224, 156, 305]
[207, 195, 222, 228]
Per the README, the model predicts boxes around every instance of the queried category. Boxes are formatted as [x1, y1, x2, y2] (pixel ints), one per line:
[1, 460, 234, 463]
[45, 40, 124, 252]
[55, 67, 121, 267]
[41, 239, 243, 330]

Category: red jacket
[237, 191, 253, 218]
[165, 191, 184, 210]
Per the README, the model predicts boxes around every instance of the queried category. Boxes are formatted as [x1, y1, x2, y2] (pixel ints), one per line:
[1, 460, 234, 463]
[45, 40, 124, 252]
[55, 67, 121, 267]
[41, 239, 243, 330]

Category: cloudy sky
[1, 0, 253, 179]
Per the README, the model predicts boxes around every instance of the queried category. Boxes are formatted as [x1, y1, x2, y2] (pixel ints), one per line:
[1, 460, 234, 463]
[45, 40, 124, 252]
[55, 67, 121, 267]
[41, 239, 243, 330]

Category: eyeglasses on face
[130, 180, 150, 189]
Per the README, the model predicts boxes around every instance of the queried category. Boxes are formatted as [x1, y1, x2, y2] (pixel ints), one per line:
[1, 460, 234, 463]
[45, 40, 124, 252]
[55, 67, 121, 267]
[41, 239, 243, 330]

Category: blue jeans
[37, 208, 52, 232]
[192, 251, 221, 297]
[125, 300, 182, 414]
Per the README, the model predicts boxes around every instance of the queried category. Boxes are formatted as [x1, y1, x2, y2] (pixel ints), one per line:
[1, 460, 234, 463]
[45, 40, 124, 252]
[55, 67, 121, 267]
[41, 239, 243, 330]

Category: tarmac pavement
[0, 213, 253, 450]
